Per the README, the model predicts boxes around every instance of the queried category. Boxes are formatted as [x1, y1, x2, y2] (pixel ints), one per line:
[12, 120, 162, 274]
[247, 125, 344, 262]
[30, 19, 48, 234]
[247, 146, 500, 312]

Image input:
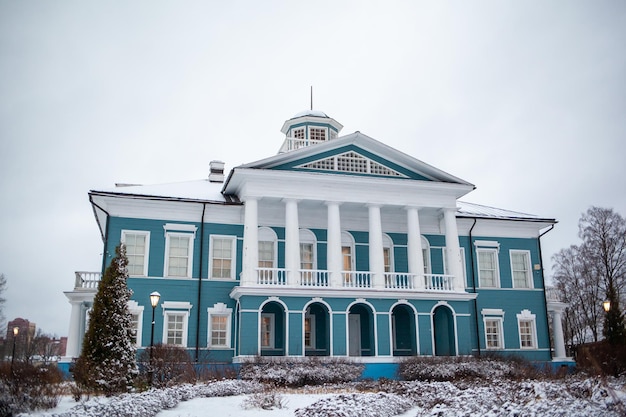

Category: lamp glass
[150, 291, 161, 308]
[603, 300, 611, 312]
[12, 327, 18, 336]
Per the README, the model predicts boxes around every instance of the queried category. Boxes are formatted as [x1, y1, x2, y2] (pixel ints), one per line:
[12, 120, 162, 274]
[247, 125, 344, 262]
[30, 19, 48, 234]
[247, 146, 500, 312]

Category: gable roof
[233, 132, 474, 186]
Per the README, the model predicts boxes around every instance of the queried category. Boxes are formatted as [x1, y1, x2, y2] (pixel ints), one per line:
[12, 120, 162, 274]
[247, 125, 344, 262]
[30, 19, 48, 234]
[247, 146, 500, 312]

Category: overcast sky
[1, 1, 625, 337]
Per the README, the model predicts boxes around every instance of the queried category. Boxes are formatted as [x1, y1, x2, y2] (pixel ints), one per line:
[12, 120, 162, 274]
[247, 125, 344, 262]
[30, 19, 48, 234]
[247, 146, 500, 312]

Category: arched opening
[348, 303, 374, 357]
[304, 302, 330, 356]
[392, 304, 417, 356]
[260, 301, 286, 356]
[433, 305, 456, 356]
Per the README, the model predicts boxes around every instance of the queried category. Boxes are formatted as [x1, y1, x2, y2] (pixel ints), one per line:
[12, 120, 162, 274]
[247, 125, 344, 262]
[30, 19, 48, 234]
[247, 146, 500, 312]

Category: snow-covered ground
[20, 377, 626, 417]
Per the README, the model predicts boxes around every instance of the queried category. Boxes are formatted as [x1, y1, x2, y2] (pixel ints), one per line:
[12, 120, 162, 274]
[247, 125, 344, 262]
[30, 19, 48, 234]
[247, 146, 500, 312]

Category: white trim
[164, 232, 194, 278]
[510, 250, 533, 289]
[207, 302, 233, 348]
[209, 235, 237, 280]
[516, 309, 537, 349]
[474, 240, 500, 250]
[162, 308, 190, 347]
[162, 301, 193, 311]
[481, 308, 505, 316]
[483, 316, 504, 350]
[476, 247, 500, 288]
[163, 223, 198, 234]
[121, 230, 150, 277]
[127, 300, 144, 347]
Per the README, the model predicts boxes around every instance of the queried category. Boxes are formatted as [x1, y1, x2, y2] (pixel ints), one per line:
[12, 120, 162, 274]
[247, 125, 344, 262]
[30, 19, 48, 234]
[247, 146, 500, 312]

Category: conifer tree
[74, 245, 138, 394]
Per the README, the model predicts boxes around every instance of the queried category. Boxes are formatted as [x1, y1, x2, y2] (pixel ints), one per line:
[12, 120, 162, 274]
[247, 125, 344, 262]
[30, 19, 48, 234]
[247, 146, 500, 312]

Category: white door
[348, 314, 361, 356]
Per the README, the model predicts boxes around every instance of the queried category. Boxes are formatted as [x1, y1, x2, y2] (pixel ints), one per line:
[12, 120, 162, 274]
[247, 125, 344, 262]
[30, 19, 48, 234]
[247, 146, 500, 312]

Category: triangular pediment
[235, 132, 474, 185]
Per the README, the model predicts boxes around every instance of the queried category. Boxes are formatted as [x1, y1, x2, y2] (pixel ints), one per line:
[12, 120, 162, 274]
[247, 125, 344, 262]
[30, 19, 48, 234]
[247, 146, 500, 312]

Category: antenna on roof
[310, 86, 313, 110]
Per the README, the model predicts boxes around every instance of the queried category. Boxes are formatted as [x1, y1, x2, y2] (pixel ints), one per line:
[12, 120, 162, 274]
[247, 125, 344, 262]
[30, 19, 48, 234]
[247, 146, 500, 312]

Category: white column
[443, 208, 464, 291]
[406, 207, 425, 290]
[64, 298, 84, 359]
[284, 199, 301, 286]
[242, 197, 259, 285]
[368, 204, 385, 289]
[326, 202, 343, 287]
[550, 305, 568, 359]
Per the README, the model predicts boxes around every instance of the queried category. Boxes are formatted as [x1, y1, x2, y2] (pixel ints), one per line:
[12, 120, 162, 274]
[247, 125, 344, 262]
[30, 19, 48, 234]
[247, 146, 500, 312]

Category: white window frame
[308, 126, 327, 142]
[258, 227, 277, 269]
[516, 309, 537, 349]
[164, 232, 194, 278]
[422, 236, 431, 274]
[260, 313, 275, 349]
[207, 303, 232, 348]
[510, 250, 533, 289]
[162, 301, 192, 347]
[304, 311, 316, 349]
[299, 229, 317, 270]
[121, 230, 150, 277]
[292, 127, 305, 139]
[127, 300, 144, 347]
[482, 308, 505, 350]
[477, 248, 500, 288]
[209, 235, 237, 280]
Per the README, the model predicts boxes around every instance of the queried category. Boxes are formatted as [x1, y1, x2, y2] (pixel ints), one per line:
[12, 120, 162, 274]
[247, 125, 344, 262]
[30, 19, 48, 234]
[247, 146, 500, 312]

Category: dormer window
[309, 127, 326, 142]
[293, 128, 305, 139]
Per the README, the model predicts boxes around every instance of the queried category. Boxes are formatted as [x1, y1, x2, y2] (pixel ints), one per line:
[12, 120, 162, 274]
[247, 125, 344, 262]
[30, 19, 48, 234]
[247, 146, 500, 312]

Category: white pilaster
[326, 202, 343, 287]
[443, 208, 464, 291]
[368, 204, 385, 289]
[242, 197, 259, 285]
[284, 199, 300, 285]
[406, 207, 425, 290]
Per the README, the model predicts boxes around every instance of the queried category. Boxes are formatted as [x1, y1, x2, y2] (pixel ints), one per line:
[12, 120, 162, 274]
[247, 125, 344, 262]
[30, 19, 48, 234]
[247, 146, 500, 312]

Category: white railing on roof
[74, 271, 101, 290]
[279, 137, 326, 153]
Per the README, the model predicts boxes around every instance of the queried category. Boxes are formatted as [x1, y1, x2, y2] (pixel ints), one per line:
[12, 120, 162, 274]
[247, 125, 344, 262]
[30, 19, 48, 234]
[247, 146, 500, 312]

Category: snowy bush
[0, 362, 64, 414]
[241, 391, 286, 410]
[294, 392, 413, 417]
[51, 380, 265, 417]
[397, 355, 543, 381]
[137, 344, 196, 388]
[239, 357, 365, 387]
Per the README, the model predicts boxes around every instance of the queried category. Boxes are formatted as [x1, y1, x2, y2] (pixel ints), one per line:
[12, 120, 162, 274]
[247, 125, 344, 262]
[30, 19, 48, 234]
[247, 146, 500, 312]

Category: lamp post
[149, 291, 161, 386]
[11, 327, 19, 368]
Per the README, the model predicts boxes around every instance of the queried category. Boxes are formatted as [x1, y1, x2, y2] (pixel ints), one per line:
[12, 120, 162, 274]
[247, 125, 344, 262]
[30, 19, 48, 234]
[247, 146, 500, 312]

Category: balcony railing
[545, 286, 563, 302]
[74, 271, 101, 290]
[279, 137, 327, 153]
[253, 268, 457, 292]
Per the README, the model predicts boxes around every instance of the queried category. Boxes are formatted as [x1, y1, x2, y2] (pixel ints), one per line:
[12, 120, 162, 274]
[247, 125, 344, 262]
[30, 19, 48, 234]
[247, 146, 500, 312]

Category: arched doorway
[304, 302, 330, 356]
[260, 301, 286, 356]
[348, 304, 374, 357]
[433, 305, 456, 356]
[392, 304, 417, 356]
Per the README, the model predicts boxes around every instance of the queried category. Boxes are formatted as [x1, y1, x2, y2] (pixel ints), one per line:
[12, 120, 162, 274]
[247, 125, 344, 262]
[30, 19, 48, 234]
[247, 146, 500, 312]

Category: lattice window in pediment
[298, 152, 407, 177]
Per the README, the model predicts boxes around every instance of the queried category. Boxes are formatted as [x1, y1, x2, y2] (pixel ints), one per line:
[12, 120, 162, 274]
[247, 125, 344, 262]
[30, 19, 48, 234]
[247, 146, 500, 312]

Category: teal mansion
[62, 110, 569, 375]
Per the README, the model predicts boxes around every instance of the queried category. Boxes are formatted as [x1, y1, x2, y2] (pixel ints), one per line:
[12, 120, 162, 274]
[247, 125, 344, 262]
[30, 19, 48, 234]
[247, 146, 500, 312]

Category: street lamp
[149, 291, 161, 362]
[148, 291, 161, 386]
[11, 327, 19, 370]
[603, 300, 611, 313]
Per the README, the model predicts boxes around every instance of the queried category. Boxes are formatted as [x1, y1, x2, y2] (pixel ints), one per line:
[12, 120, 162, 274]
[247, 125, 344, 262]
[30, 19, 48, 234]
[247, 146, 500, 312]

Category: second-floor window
[511, 250, 532, 288]
[122, 231, 149, 276]
[166, 234, 192, 277]
[210, 236, 236, 279]
[477, 249, 499, 287]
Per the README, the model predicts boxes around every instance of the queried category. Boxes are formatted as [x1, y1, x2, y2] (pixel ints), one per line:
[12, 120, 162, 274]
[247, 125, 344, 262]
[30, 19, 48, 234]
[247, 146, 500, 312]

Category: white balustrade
[74, 271, 102, 289]
[300, 270, 329, 287]
[424, 274, 455, 291]
[257, 268, 286, 285]
[342, 271, 372, 288]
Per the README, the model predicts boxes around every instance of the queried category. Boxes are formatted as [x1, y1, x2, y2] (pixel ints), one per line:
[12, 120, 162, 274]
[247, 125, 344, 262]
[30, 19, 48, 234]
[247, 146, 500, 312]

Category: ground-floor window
[517, 309, 537, 349]
[484, 318, 504, 349]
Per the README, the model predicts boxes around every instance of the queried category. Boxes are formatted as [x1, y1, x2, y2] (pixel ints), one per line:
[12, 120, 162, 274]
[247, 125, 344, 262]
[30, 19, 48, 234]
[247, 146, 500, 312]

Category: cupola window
[309, 127, 326, 142]
[293, 128, 305, 139]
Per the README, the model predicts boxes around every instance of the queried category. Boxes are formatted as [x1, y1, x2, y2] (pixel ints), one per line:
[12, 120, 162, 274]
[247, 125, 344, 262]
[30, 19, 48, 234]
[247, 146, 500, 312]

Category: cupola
[278, 109, 343, 153]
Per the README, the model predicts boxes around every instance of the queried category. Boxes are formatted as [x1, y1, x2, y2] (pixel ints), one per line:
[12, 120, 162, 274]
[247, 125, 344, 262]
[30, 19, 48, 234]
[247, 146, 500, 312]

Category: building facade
[62, 110, 566, 375]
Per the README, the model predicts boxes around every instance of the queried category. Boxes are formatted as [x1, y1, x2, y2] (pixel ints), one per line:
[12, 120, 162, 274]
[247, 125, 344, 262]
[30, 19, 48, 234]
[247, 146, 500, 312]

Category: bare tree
[553, 207, 626, 347]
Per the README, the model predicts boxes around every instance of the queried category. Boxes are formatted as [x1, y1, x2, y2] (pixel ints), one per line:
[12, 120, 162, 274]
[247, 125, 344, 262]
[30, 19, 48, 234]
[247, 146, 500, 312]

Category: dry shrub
[576, 341, 626, 377]
[0, 362, 64, 414]
[138, 344, 197, 388]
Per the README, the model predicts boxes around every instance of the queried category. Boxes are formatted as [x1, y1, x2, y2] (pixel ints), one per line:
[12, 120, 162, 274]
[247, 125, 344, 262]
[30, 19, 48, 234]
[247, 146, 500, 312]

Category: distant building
[61, 109, 570, 376]
[5, 317, 36, 360]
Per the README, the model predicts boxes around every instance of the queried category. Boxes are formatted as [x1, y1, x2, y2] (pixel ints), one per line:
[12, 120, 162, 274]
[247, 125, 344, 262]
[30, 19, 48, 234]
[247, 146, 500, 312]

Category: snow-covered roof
[292, 109, 329, 118]
[457, 201, 555, 222]
[90, 180, 231, 203]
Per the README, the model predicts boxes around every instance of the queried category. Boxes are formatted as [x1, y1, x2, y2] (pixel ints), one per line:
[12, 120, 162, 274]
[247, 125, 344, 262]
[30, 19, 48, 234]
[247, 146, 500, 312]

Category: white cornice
[229, 286, 478, 302]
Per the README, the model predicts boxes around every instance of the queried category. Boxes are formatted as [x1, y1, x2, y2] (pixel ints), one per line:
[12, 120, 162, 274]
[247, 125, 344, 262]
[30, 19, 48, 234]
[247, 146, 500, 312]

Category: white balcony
[74, 271, 101, 290]
[252, 268, 457, 292]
